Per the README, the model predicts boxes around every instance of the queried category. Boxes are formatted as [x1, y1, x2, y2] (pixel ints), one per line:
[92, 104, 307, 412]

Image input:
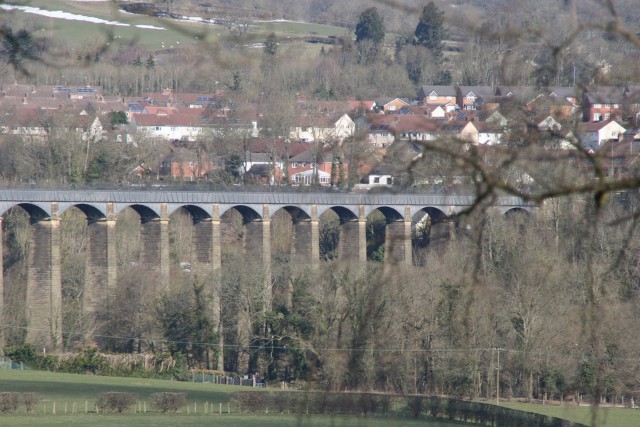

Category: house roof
[293, 112, 349, 128]
[583, 86, 625, 104]
[245, 164, 272, 176]
[246, 139, 312, 158]
[577, 120, 625, 132]
[369, 163, 396, 175]
[367, 114, 441, 133]
[439, 121, 477, 133]
[131, 112, 205, 127]
[347, 100, 375, 112]
[545, 86, 579, 100]
[456, 86, 496, 98]
[495, 86, 540, 101]
[418, 85, 457, 97]
[374, 98, 410, 107]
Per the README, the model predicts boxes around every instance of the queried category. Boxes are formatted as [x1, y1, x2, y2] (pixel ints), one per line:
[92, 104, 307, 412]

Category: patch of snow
[136, 25, 166, 30]
[1, 4, 165, 30]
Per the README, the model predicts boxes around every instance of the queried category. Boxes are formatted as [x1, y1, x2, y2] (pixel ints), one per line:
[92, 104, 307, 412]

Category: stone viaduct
[0, 189, 532, 351]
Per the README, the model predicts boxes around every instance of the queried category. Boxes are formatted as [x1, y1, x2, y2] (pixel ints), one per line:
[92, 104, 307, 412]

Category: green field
[8, 369, 639, 426]
[0, 370, 473, 426]
[2, 0, 349, 51]
[499, 401, 640, 427]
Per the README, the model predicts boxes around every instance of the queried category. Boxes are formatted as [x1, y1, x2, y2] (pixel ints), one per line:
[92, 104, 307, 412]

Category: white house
[130, 113, 205, 140]
[576, 120, 626, 152]
[290, 113, 355, 143]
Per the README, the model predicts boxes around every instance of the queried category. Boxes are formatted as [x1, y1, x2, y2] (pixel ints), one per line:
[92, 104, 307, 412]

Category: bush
[3, 344, 58, 370]
[96, 392, 138, 413]
[149, 392, 186, 413]
[22, 393, 40, 414]
[0, 392, 20, 413]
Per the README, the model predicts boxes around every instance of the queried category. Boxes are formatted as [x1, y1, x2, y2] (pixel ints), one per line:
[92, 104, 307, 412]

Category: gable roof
[583, 86, 625, 104]
[457, 86, 496, 98]
[577, 120, 625, 132]
[418, 85, 457, 97]
[131, 112, 205, 127]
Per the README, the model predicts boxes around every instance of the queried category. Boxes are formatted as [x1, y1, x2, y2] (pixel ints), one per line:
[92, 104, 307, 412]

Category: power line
[2, 323, 637, 362]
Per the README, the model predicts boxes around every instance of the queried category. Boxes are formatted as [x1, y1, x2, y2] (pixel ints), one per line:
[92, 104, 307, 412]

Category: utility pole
[496, 348, 501, 406]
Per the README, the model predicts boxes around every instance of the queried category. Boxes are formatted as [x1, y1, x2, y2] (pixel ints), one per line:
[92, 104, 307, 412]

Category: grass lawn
[0, 413, 473, 427]
[0, 370, 471, 425]
[0, 369, 242, 404]
[4, 0, 348, 51]
[498, 401, 640, 427]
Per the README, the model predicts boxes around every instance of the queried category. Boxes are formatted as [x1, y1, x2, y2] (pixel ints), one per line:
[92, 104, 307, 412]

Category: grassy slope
[5, 0, 348, 52]
[0, 370, 469, 426]
[499, 401, 640, 427]
[4, 370, 640, 426]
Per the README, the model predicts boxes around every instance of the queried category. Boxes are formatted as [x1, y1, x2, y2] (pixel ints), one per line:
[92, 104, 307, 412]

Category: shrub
[3, 344, 58, 370]
[0, 392, 20, 413]
[149, 392, 186, 413]
[22, 393, 40, 414]
[96, 392, 138, 413]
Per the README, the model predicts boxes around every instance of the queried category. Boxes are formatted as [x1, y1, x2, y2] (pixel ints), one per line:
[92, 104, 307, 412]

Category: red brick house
[289, 146, 347, 186]
[417, 85, 457, 106]
[159, 144, 214, 181]
[581, 86, 625, 122]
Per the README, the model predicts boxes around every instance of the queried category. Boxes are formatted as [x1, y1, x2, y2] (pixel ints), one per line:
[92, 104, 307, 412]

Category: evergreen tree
[414, 2, 447, 61]
[146, 54, 155, 69]
[264, 32, 278, 56]
[355, 7, 385, 46]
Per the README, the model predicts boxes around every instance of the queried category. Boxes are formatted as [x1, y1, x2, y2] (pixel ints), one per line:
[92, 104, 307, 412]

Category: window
[604, 104, 611, 108]
[374, 177, 380, 183]
[594, 104, 602, 108]
[447, 96, 452, 100]
[291, 162, 297, 169]
[429, 95, 437, 101]
[613, 104, 620, 108]
[593, 113, 602, 121]
[604, 113, 610, 120]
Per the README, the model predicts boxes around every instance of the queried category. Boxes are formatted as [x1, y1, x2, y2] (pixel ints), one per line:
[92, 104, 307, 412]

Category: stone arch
[412, 206, 450, 246]
[113, 204, 169, 294]
[61, 203, 107, 223]
[270, 206, 313, 264]
[0, 203, 62, 350]
[412, 206, 451, 266]
[366, 206, 406, 264]
[167, 205, 212, 276]
[504, 207, 531, 217]
[319, 206, 359, 261]
[0, 202, 50, 222]
[219, 204, 267, 267]
[0, 204, 50, 348]
[126, 204, 161, 224]
[170, 204, 212, 224]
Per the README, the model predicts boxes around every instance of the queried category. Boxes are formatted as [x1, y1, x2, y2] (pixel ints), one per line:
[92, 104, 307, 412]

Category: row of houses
[1, 82, 640, 186]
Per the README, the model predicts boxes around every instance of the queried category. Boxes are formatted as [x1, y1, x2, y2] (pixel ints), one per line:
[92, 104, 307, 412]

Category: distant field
[13, 370, 640, 426]
[0, 370, 472, 426]
[498, 401, 640, 427]
[2, 0, 349, 52]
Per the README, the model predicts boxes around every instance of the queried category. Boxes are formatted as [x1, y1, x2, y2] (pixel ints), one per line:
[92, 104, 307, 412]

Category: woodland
[1, 2, 640, 425]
